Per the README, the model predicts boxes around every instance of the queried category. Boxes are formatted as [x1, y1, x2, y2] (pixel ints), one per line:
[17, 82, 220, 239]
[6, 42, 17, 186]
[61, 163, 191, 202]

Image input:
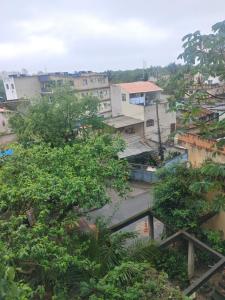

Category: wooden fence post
[148, 214, 154, 240]
[188, 240, 195, 280]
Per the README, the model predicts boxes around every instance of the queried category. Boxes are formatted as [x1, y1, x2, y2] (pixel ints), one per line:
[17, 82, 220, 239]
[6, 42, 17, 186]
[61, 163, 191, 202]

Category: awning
[118, 135, 153, 158]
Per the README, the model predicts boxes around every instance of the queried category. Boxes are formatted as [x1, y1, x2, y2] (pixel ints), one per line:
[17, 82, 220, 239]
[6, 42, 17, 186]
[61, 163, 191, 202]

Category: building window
[57, 80, 63, 86]
[125, 127, 135, 134]
[11, 83, 14, 89]
[6, 84, 9, 89]
[99, 90, 104, 98]
[170, 123, 176, 133]
[146, 119, 154, 127]
[122, 94, 126, 101]
[98, 78, 105, 83]
[83, 79, 88, 86]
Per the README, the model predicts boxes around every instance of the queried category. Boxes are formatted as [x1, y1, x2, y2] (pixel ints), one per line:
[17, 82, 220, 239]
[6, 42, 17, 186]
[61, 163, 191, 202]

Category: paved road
[90, 184, 163, 239]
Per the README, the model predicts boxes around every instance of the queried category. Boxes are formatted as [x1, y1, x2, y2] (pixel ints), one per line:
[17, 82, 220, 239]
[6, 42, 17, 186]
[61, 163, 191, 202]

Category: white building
[110, 81, 176, 143]
[3, 72, 112, 118]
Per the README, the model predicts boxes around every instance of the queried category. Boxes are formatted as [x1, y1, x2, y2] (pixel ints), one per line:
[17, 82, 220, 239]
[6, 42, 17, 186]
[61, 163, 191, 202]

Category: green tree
[178, 20, 225, 79]
[153, 163, 225, 231]
[0, 242, 32, 299]
[10, 87, 103, 147]
[0, 134, 130, 298]
[161, 20, 225, 134]
[82, 262, 184, 300]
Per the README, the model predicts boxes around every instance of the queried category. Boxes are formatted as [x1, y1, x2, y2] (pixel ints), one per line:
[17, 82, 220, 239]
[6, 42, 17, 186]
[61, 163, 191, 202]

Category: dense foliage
[9, 88, 103, 147]
[0, 134, 131, 298]
[0, 135, 187, 298]
[178, 20, 225, 79]
[82, 262, 184, 300]
[153, 163, 225, 231]
[0, 242, 32, 299]
[107, 64, 185, 84]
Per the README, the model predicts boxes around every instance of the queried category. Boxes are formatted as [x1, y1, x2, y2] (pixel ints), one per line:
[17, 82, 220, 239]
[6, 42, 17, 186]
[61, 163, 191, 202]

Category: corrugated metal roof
[118, 134, 153, 158]
[116, 81, 162, 94]
[104, 115, 143, 128]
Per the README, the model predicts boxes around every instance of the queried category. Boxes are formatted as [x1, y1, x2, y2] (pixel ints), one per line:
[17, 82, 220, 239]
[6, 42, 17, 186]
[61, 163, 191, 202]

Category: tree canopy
[9, 88, 103, 147]
[178, 20, 225, 79]
[153, 163, 225, 232]
[0, 134, 131, 298]
[0, 137, 187, 299]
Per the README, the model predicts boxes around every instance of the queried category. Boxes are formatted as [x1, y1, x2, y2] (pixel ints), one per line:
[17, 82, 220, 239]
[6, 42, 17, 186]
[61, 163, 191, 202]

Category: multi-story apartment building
[3, 72, 112, 118]
[110, 81, 176, 143]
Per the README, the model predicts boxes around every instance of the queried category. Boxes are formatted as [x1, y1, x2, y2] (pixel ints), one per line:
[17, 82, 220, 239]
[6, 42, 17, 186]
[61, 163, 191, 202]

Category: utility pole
[156, 100, 164, 161]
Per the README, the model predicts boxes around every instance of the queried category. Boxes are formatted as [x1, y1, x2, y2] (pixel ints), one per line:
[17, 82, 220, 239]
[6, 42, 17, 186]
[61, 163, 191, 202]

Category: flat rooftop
[104, 115, 143, 128]
[115, 81, 162, 94]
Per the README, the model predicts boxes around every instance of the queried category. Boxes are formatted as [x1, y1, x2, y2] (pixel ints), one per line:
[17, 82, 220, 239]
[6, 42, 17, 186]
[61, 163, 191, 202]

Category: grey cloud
[1, 0, 225, 72]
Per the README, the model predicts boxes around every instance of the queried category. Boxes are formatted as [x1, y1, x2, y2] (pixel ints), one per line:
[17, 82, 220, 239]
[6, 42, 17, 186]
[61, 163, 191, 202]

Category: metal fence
[130, 152, 188, 183]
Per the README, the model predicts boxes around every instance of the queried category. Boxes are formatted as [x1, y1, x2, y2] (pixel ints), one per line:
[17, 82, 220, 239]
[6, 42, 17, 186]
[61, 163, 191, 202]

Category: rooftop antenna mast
[142, 60, 148, 81]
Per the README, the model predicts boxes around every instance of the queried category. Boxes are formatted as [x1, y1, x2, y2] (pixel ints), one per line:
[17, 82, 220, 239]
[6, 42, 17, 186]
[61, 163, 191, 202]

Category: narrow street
[90, 181, 163, 239]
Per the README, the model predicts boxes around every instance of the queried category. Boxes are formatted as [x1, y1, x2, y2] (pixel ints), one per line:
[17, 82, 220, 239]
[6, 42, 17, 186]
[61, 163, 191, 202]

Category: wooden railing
[109, 208, 225, 297]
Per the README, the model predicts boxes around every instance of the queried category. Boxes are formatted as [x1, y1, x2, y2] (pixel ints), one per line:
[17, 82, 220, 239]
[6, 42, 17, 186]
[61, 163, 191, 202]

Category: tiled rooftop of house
[115, 81, 162, 94]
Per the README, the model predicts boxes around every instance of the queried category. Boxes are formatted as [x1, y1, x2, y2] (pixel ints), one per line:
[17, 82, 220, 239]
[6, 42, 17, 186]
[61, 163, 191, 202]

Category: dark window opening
[146, 119, 154, 127]
[122, 94, 126, 101]
[170, 123, 176, 133]
[125, 127, 135, 134]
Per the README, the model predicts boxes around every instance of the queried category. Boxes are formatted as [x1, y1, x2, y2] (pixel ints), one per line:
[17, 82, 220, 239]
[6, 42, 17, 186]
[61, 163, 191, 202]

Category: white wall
[110, 85, 176, 142]
[111, 85, 123, 117]
[144, 102, 176, 142]
[3, 77, 18, 100]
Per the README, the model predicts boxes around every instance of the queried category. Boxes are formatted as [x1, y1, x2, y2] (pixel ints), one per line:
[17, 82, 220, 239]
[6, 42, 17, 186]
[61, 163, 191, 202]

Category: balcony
[129, 92, 158, 106]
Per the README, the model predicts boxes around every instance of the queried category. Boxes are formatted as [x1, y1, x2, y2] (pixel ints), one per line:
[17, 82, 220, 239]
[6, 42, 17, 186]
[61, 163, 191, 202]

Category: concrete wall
[50, 74, 111, 117]
[178, 133, 225, 237]
[121, 94, 145, 120]
[98, 100, 112, 118]
[187, 145, 225, 167]
[0, 133, 16, 145]
[203, 212, 225, 239]
[73, 74, 109, 91]
[111, 85, 176, 141]
[144, 102, 176, 142]
[13, 76, 41, 100]
[119, 123, 144, 138]
[111, 85, 122, 117]
[49, 74, 109, 91]
[178, 134, 225, 167]
[0, 112, 12, 133]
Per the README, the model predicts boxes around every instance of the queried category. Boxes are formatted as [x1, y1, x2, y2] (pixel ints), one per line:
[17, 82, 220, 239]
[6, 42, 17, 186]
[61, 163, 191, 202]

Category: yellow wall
[203, 212, 225, 239]
[179, 135, 225, 236]
[188, 145, 225, 167]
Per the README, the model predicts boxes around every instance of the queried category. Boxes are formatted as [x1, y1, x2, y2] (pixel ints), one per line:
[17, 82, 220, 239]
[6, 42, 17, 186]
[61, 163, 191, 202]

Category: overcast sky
[1, 0, 225, 73]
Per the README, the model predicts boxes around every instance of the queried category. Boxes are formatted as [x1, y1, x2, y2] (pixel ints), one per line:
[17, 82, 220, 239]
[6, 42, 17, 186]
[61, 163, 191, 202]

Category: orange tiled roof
[116, 81, 162, 94]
